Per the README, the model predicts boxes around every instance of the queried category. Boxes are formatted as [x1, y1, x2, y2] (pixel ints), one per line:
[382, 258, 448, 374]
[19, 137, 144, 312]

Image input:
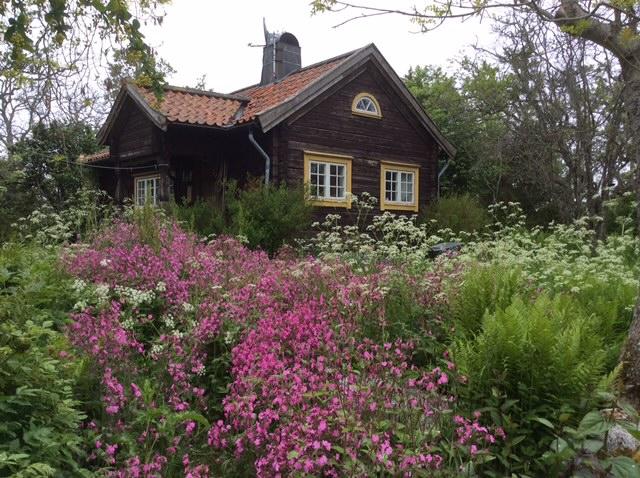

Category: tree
[491, 12, 628, 224]
[0, 0, 170, 154]
[405, 64, 511, 203]
[311, 0, 640, 224]
[0, 121, 100, 239]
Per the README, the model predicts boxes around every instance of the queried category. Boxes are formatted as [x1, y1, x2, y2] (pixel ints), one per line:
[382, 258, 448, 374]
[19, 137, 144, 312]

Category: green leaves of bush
[0, 244, 89, 477]
[230, 182, 312, 255]
[456, 294, 605, 409]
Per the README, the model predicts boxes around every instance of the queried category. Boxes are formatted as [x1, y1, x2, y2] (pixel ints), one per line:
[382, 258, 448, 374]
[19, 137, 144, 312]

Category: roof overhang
[97, 82, 168, 145]
[256, 44, 456, 158]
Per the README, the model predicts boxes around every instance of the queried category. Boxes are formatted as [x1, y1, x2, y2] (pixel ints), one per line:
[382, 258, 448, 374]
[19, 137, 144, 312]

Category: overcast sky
[144, 0, 496, 93]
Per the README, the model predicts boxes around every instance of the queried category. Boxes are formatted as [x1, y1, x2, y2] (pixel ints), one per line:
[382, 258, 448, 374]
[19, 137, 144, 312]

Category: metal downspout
[248, 129, 271, 186]
[437, 159, 451, 200]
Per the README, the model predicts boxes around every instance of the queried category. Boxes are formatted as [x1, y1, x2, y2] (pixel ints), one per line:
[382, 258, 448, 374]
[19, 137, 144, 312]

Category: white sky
[144, 0, 496, 93]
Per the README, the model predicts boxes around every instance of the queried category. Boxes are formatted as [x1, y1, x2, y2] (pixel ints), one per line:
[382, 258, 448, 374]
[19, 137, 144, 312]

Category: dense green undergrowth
[0, 245, 90, 477]
[1, 195, 639, 477]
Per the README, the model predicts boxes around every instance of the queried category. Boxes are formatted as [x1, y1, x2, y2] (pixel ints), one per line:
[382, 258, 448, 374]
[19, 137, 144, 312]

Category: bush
[0, 244, 89, 477]
[169, 198, 227, 238]
[230, 182, 312, 254]
[450, 263, 524, 337]
[454, 294, 607, 474]
[456, 294, 605, 408]
[423, 194, 488, 233]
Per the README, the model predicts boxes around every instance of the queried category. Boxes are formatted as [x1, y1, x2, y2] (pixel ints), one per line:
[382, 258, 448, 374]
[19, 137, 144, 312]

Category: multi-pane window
[380, 163, 419, 212]
[355, 97, 378, 114]
[310, 161, 346, 200]
[352, 93, 381, 118]
[135, 176, 159, 206]
[385, 170, 414, 204]
[304, 152, 352, 207]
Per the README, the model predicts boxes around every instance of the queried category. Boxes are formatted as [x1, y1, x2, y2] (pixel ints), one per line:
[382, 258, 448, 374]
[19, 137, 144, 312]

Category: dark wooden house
[84, 29, 455, 216]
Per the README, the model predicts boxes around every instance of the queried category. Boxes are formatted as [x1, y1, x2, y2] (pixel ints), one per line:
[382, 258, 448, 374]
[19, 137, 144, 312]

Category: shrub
[230, 182, 312, 254]
[454, 294, 607, 474]
[423, 194, 488, 233]
[169, 198, 227, 238]
[0, 244, 89, 477]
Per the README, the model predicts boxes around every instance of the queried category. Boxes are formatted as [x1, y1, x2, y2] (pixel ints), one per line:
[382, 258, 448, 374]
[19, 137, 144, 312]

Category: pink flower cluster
[64, 219, 500, 476]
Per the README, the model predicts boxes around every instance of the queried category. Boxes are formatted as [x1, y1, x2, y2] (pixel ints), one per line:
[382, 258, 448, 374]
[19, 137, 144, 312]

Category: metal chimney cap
[278, 32, 299, 47]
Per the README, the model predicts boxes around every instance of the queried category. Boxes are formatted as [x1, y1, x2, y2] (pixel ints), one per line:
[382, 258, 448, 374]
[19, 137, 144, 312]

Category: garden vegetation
[1, 192, 639, 477]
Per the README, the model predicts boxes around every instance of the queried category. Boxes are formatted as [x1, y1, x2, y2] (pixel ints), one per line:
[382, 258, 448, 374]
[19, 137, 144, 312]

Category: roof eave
[255, 43, 456, 158]
[96, 82, 168, 145]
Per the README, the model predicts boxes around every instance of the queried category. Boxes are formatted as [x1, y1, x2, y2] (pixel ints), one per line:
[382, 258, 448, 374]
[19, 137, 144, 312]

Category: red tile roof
[136, 86, 247, 127]
[133, 53, 351, 128]
[234, 56, 347, 123]
[79, 149, 110, 163]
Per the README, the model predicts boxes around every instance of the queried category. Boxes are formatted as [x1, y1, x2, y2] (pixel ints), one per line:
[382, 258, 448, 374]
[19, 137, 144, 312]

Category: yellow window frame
[351, 92, 382, 119]
[380, 161, 419, 212]
[303, 151, 353, 208]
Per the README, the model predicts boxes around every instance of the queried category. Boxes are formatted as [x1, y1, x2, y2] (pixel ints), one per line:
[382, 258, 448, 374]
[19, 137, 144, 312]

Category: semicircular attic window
[352, 93, 382, 118]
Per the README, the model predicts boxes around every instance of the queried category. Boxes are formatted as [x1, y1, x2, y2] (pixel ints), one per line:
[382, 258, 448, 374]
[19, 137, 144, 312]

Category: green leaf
[582, 439, 604, 453]
[578, 410, 610, 435]
[603, 457, 640, 478]
[531, 417, 555, 429]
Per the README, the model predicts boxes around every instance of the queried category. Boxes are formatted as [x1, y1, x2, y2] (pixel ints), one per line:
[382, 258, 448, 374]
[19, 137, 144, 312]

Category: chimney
[261, 21, 301, 85]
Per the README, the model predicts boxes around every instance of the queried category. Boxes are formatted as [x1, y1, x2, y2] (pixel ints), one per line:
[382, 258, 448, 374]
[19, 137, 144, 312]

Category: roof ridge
[159, 84, 250, 102]
[229, 45, 365, 95]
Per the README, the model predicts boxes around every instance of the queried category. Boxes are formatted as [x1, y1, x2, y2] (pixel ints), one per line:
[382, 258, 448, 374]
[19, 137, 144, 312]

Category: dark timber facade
[85, 31, 455, 219]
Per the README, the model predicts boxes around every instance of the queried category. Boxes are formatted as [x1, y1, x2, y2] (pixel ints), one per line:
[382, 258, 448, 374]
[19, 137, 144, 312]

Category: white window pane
[308, 160, 348, 200]
[384, 169, 416, 204]
[356, 96, 378, 114]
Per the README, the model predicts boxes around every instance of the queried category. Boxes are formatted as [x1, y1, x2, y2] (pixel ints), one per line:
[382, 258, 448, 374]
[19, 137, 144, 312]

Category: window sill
[309, 197, 352, 209]
[351, 111, 382, 120]
[380, 202, 419, 212]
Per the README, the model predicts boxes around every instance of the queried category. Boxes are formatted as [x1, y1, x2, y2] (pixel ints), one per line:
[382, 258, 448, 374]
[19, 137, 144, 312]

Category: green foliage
[2, 1, 169, 92]
[370, 271, 450, 366]
[603, 191, 638, 235]
[454, 294, 608, 474]
[9, 121, 100, 209]
[545, 399, 640, 477]
[450, 263, 523, 336]
[0, 243, 88, 477]
[423, 193, 488, 233]
[169, 198, 227, 238]
[456, 294, 605, 409]
[1, 121, 102, 241]
[405, 64, 510, 201]
[230, 182, 312, 255]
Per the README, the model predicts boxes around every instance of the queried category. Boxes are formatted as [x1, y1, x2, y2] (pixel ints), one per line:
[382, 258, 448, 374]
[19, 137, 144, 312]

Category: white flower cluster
[72, 279, 88, 293]
[181, 302, 195, 313]
[302, 197, 639, 301]
[115, 286, 155, 307]
[72, 281, 112, 311]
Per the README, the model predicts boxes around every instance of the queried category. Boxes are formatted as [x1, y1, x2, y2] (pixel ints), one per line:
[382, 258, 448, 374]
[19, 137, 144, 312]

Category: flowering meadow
[55, 215, 502, 477]
[2, 199, 640, 477]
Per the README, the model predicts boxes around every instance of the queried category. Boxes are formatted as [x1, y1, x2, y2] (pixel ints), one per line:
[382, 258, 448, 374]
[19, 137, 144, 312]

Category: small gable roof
[98, 44, 455, 157]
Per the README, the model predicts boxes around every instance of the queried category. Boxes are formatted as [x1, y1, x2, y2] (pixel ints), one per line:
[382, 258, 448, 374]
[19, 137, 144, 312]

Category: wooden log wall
[276, 64, 441, 223]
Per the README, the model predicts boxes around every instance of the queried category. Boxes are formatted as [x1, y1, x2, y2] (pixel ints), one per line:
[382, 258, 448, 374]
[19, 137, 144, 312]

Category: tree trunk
[620, 61, 640, 229]
[618, 60, 640, 406]
[620, 296, 640, 408]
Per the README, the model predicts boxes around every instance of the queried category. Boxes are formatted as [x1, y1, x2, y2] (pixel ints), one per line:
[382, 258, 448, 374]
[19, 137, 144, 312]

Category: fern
[455, 294, 605, 410]
[450, 263, 524, 336]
